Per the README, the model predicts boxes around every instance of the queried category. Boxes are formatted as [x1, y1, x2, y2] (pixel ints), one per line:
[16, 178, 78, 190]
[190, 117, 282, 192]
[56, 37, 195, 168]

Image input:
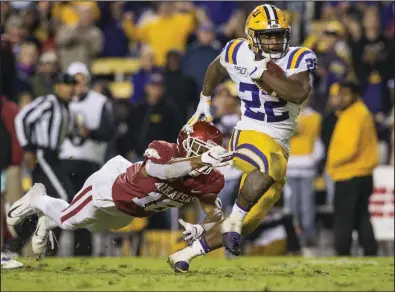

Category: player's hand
[187, 94, 212, 126]
[250, 58, 269, 79]
[201, 146, 234, 167]
[178, 219, 205, 245]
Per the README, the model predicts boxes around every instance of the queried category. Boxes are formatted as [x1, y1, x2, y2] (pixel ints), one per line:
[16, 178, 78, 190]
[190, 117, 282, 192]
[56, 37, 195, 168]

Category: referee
[14, 72, 76, 253]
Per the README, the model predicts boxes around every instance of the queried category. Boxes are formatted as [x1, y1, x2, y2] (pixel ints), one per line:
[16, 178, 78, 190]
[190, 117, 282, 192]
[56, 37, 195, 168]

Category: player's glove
[178, 219, 205, 245]
[187, 93, 212, 126]
[201, 146, 234, 167]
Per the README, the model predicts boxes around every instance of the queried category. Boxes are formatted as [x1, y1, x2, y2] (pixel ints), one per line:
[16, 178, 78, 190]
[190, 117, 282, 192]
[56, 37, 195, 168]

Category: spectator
[216, 9, 247, 46]
[285, 94, 324, 251]
[164, 50, 198, 124]
[99, 1, 132, 57]
[130, 45, 161, 104]
[308, 21, 351, 113]
[4, 15, 25, 54]
[123, 2, 196, 66]
[326, 81, 378, 256]
[56, 4, 103, 70]
[351, 7, 392, 116]
[16, 42, 38, 79]
[30, 50, 58, 97]
[182, 22, 221, 91]
[194, 1, 238, 26]
[0, 2, 12, 33]
[60, 62, 115, 256]
[52, 1, 100, 27]
[125, 73, 182, 161]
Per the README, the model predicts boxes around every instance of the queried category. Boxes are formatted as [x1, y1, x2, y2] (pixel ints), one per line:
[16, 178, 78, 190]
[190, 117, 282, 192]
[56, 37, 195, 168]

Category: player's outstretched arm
[261, 71, 312, 104]
[188, 56, 228, 125]
[141, 146, 234, 180]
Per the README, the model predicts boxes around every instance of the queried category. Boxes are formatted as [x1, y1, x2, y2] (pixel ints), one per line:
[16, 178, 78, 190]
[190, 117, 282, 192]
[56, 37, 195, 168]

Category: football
[255, 60, 286, 96]
[267, 60, 286, 78]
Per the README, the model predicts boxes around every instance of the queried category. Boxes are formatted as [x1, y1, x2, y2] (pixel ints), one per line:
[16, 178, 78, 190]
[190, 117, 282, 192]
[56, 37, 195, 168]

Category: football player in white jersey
[168, 4, 317, 272]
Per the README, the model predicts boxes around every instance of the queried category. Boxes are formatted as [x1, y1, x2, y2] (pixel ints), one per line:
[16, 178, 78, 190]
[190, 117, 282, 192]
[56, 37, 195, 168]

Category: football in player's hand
[254, 60, 286, 96]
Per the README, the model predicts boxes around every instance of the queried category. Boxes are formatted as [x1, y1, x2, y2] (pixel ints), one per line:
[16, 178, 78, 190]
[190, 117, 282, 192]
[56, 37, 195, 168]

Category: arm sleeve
[14, 97, 51, 151]
[89, 100, 116, 142]
[145, 159, 192, 180]
[286, 48, 318, 77]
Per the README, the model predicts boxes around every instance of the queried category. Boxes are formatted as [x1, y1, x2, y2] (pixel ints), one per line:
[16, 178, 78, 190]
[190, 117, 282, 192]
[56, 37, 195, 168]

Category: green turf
[1, 256, 394, 291]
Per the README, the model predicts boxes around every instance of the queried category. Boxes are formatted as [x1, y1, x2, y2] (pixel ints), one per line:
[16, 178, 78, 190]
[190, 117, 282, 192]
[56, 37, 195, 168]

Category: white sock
[31, 196, 69, 228]
[180, 239, 207, 261]
[229, 203, 248, 221]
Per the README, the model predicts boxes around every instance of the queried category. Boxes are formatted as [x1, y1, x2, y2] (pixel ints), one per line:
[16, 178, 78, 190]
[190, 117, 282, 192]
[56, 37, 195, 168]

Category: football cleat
[167, 252, 190, 273]
[1, 252, 24, 269]
[32, 216, 58, 256]
[221, 217, 243, 256]
[7, 183, 47, 226]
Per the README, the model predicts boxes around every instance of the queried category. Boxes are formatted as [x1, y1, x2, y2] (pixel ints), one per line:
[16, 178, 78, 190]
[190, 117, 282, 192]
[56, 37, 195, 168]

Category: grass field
[1, 256, 394, 291]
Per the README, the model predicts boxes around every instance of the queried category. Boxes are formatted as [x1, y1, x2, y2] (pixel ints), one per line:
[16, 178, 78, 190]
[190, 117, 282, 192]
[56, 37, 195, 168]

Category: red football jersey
[112, 141, 225, 217]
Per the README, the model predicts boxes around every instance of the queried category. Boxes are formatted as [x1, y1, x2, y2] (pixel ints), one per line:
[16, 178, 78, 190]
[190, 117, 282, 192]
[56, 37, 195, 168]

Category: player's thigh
[229, 129, 288, 182]
[241, 180, 285, 235]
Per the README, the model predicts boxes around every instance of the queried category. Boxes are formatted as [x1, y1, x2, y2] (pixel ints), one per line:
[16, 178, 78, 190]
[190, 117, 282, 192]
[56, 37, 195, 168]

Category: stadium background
[0, 1, 394, 259]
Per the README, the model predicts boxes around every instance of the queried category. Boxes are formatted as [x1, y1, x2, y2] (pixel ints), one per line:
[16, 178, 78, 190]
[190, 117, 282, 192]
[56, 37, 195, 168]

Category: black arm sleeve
[89, 100, 116, 142]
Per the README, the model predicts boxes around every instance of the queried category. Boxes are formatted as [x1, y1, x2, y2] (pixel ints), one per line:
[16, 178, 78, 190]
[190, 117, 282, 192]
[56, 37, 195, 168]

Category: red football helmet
[177, 121, 223, 158]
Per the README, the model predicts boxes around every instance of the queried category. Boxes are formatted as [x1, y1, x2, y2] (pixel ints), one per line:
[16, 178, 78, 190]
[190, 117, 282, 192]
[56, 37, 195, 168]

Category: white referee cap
[67, 62, 90, 80]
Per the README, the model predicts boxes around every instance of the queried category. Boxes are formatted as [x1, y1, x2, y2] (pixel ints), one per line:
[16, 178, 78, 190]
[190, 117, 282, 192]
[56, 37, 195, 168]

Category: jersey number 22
[239, 82, 289, 122]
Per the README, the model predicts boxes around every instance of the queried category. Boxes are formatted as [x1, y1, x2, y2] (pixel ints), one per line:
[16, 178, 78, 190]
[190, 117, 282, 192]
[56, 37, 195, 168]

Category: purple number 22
[239, 82, 289, 123]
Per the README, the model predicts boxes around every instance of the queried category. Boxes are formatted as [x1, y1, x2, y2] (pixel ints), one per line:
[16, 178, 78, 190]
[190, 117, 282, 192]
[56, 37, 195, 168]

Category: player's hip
[235, 118, 292, 152]
[228, 128, 288, 182]
[74, 155, 133, 208]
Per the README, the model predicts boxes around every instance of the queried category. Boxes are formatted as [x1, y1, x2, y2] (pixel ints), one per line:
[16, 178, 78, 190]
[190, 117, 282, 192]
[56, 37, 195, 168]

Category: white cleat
[1, 252, 24, 269]
[32, 216, 58, 256]
[221, 217, 243, 256]
[7, 183, 47, 226]
[167, 250, 191, 273]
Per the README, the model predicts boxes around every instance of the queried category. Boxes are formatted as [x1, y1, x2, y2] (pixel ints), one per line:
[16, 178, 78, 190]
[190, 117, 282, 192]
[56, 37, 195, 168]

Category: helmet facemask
[183, 136, 218, 175]
[248, 28, 291, 59]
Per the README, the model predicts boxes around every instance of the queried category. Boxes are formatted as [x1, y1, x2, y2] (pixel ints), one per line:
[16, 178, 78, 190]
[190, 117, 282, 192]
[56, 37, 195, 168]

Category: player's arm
[202, 56, 228, 96]
[188, 55, 228, 125]
[179, 197, 224, 244]
[141, 156, 207, 179]
[199, 197, 224, 231]
[261, 70, 311, 105]
[141, 146, 233, 180]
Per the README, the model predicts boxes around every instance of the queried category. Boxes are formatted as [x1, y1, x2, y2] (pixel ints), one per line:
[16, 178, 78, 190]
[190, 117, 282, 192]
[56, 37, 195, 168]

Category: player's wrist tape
[145, 160, 192, 179]
[200, 93, 211, 101]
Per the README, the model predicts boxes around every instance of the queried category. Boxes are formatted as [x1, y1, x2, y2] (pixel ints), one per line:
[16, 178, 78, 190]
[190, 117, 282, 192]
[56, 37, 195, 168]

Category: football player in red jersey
[7, 122, 233, 256]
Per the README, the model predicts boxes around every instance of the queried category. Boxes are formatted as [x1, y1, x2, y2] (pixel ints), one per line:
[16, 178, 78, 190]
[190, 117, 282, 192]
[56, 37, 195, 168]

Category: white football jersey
[219, 38, 317, 152]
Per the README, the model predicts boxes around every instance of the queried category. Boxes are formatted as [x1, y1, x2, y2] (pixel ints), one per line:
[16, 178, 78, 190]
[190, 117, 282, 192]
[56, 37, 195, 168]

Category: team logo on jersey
[155, 183, 197, 204]
[234, 65, 247, 75]
[144, 148, 161, 160]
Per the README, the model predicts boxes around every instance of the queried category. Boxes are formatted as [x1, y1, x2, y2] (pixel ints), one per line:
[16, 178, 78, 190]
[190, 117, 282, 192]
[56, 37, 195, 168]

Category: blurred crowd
[1, 1, 394, 257]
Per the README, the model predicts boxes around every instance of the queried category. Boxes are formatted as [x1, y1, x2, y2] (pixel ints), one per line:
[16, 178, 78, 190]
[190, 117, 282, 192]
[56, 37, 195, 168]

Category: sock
[180, 238, 208, 261]
[31, 196, 69, 228]
[229, 202, 248, 221]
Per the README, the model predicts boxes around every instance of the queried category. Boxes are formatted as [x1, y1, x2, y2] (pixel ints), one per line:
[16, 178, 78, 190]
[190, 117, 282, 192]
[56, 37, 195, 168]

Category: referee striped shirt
[15, 94, 71, 155]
